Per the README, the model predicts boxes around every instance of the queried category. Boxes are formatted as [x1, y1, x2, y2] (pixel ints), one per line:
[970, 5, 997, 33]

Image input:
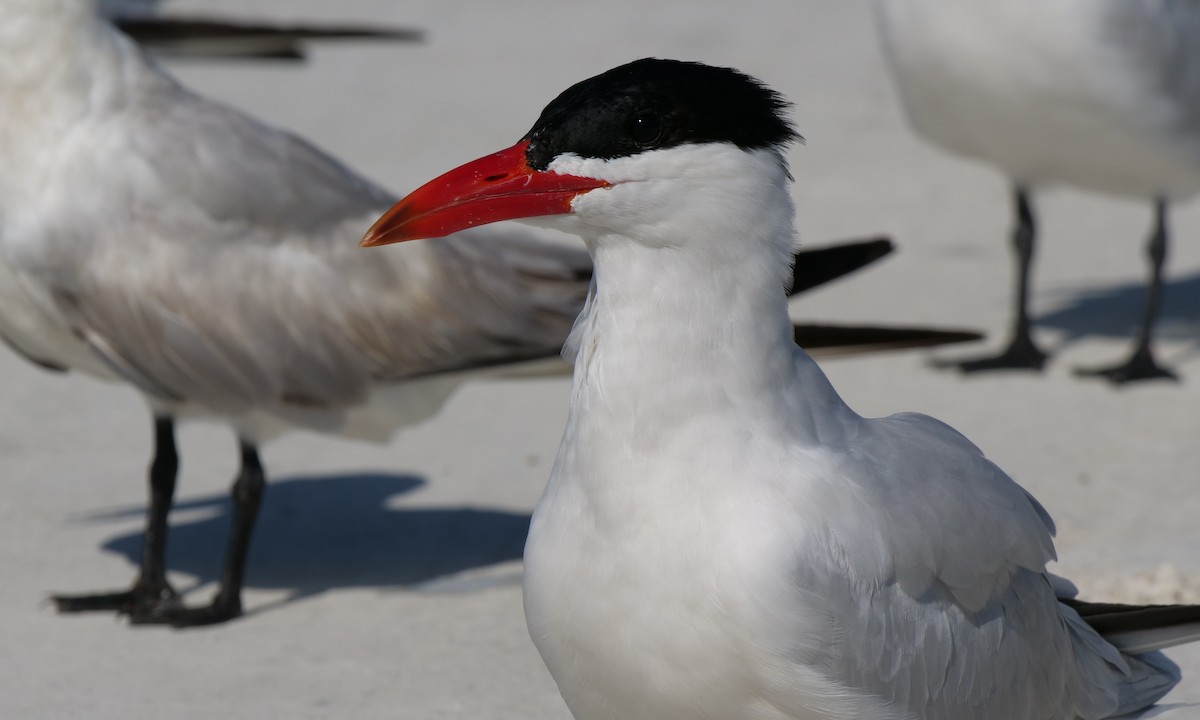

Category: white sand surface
[2, 1, 1199, 717]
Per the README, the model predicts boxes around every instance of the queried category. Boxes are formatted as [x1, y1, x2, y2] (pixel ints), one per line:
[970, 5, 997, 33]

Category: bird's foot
[1074, 348, 1177, 385]
[128, 591, 242, 628]
[53, 580, 241, 627]
[932, 336, 1047, 374]
[52, 578, 181, 617]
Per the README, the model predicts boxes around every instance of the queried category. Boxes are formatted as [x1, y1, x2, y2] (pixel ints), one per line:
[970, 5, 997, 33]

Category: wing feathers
[1063, 599, 1200, 654]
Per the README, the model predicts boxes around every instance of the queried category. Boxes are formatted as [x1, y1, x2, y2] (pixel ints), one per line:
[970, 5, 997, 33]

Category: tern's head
[363, 58, 801, 251]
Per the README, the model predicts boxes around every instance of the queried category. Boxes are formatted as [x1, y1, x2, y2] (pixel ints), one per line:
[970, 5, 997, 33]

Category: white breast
[524, 447, 898, 720]
[523, 355, 898, 720]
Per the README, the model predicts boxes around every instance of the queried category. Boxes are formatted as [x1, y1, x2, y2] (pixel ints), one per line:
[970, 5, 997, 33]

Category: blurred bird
[874, 0, 1200, 383]
[364, 57, 1200, 720]
[0, 0, 595, 627]
[0, 0, 954, 627]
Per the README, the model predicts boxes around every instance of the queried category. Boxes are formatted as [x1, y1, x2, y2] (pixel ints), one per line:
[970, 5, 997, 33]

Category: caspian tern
[0, 0, 597, 627]
[364, 58, 1200, 719]
[0, 1, 940, 628]
[873, 0, 1200, 383]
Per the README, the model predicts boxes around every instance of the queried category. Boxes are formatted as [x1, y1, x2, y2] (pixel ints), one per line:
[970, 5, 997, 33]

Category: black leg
[937, 186, 1049, 373]
[53, 415, 183, 616]
[1075, 198, 1177, 384]
[208, 441, 266, 621]
[130, 439, 265, 627]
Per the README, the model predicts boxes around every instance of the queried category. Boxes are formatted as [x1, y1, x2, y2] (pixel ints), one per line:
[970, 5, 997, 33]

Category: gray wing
[45, 58, 589, 422]
[788, 413, 1129, 719]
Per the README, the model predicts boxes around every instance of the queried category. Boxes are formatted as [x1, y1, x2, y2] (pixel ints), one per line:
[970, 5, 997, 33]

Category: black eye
[629, 111, 663, 147]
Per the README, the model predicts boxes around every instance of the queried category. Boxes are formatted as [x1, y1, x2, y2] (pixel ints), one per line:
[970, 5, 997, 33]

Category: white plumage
[0, 0, 589, 441]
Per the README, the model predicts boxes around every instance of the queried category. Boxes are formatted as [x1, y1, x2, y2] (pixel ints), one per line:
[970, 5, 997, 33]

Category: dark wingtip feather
[116, 15, 424, 62]
[1062, 599, 1200, 653]
[795, 324, 984, 355]
[788, 236, 894, 296]
[1061, 599, 1200, 636]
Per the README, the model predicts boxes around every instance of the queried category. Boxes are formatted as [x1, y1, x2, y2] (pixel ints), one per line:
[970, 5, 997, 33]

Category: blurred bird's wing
[114, 14, 423, 62]
[787, 236, 892, 296]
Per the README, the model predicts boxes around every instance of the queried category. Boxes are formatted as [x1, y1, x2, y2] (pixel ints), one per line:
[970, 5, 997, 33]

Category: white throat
[556, 145, 853, 462]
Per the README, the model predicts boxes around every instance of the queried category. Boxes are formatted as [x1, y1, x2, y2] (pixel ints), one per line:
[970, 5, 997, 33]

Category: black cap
[524, 58, 800, 171]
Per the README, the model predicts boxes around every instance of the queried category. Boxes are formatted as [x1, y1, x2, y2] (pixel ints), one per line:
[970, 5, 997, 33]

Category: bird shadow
[80, 472, 531, 608]
[1035, 272, 1200, 352]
